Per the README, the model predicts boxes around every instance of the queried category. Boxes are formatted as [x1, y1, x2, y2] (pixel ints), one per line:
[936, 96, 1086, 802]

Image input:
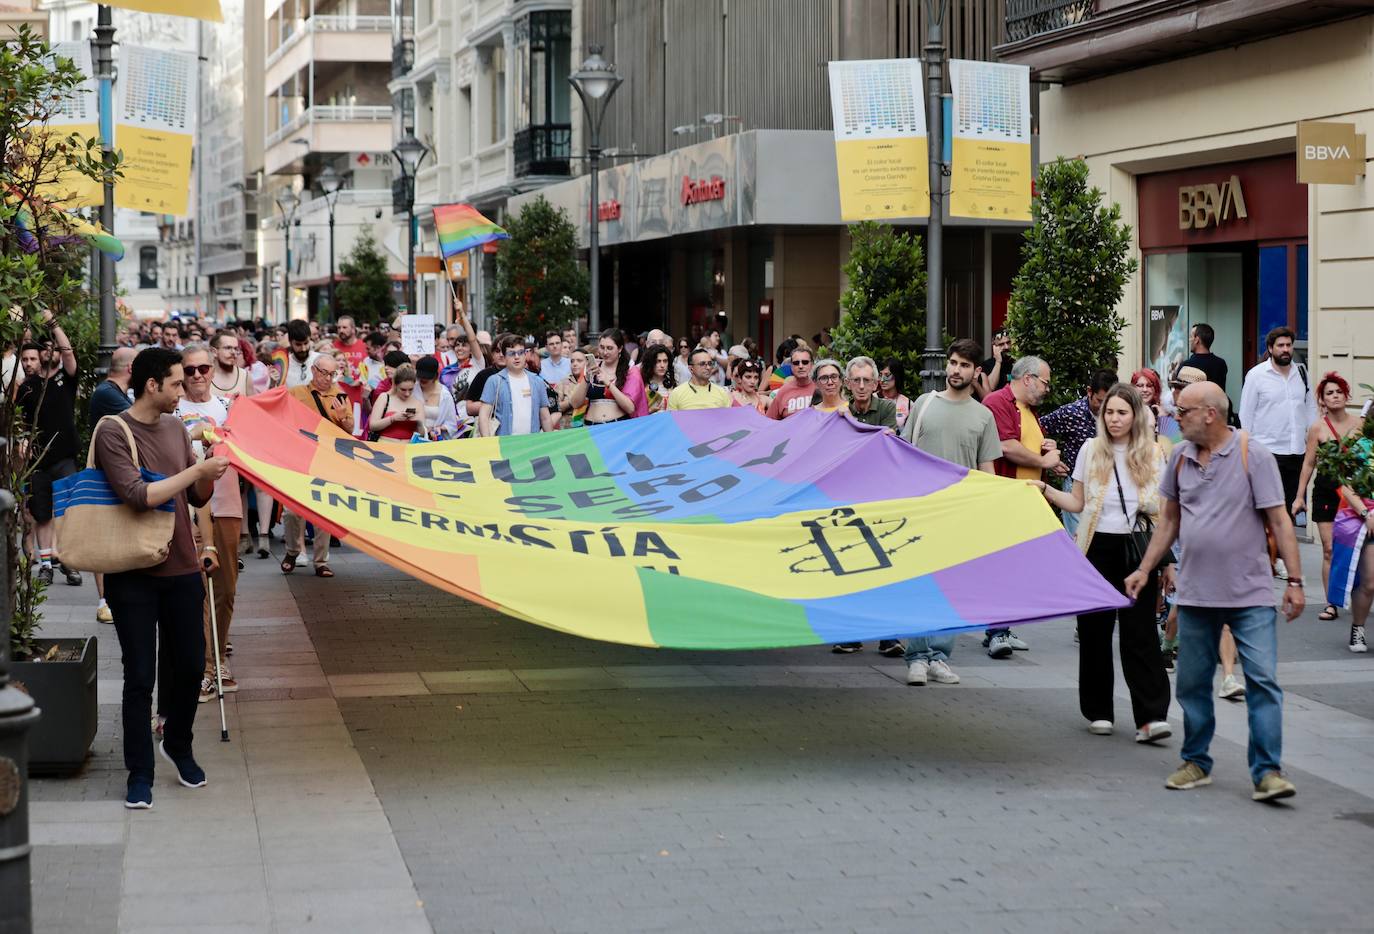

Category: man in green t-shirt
[896, 339, 1002, 685]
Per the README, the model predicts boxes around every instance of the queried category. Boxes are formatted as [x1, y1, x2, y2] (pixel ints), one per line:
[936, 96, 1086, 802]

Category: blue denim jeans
[1059, 474, 1080, 538]
[904, 634, 956, 664]
[1175, 605, 1283, 785]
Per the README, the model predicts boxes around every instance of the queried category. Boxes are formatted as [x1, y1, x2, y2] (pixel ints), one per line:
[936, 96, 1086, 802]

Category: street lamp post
[275, 187, 300, 322]
[316, 165, 343, 322]
[921, 0, 948, 394]
[568, 45, 623, 336]
[392, 133, 428, 316]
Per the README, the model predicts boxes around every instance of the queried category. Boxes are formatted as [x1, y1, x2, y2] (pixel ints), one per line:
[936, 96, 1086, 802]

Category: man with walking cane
[175, 344, 243, 703]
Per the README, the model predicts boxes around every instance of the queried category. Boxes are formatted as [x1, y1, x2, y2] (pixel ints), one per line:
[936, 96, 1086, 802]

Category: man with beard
[94, 347, 228, 808]
[1239, 326, 1316, 518]
[282, 319, 320, 388]
[893, 339, 1002, 681]
[331, 316, 368, 435]
[208, 331, 254, 401]
[16, 311, 81, 586]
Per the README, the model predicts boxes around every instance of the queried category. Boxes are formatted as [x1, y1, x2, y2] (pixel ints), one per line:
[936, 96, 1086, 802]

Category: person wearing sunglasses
[877, 358, 912, 429]
[175, 344, 245, 700]
[766, 348, 817, 420]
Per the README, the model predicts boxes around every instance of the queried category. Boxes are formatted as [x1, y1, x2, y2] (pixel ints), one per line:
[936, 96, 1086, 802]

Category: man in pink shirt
[766, 347, 816, 420]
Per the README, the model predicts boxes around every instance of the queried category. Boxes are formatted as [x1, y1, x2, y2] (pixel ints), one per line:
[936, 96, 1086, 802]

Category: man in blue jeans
[1125, 380, 1304, 802]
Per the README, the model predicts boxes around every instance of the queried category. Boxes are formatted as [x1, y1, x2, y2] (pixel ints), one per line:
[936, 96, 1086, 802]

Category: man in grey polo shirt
[1126, 381, 1305, 803]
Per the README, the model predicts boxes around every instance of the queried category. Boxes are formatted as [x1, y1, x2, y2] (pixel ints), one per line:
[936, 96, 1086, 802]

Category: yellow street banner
[826, 59, 929, 221]
[114, 46, 197, 216]
[35, 42, 101, 208]
[948, 59, 1032, 222]
[101, 0, 222, 22]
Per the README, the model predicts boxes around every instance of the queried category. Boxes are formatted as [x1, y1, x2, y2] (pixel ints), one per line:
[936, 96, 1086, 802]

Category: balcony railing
[267, 14, 407, 68]
[513, 123, 572, 178]
[1004, 0, 1096, 43]
[267, 105, 392, 147]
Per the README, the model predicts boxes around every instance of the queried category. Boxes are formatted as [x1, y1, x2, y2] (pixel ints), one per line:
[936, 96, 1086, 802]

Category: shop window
[1257, 245, 1288, 346]
[1296, 244, 1309, 343]
[138, 246, 158, 290]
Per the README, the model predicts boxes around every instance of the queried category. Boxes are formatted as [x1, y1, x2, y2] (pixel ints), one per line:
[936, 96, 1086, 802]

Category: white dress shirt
[284, 351, 321, 388]
[1238, 357, 1316, 455]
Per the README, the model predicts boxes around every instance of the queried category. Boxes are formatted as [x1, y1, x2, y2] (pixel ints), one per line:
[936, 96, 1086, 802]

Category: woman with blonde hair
[1033, 383, 1172, 744]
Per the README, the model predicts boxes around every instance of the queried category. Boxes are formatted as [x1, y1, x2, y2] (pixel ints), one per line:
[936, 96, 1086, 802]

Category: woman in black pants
[1033, 383, 1173, 743]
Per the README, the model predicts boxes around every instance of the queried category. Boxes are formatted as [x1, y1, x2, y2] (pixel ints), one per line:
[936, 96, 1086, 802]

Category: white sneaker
[1005, 631, 1029, 651]
[1135, 721, 1172, 744]
[905, 660, 928, 686]
[927, 660, 961, 684]
[987, 633, 1014, 659]
[1088, 720, 1113, 735]
[1273, 558, 1287, 580]
[1219, 673, 1246, 700]
[1350, 626, 1368, 654]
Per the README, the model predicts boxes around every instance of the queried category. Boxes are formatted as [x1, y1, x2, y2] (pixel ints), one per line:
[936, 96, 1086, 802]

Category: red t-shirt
[766, 380, 815, 420]
[332, 338, 370, 433]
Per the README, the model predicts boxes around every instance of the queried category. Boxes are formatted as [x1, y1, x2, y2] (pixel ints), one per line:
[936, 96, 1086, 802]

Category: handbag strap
[88, 415, 141, 471]
[1111, 458, 1132, 522]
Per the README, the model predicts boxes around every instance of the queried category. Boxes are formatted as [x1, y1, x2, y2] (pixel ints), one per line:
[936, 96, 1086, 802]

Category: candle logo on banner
[948, 60, 1033, 222]
[825, 59, 929, 222]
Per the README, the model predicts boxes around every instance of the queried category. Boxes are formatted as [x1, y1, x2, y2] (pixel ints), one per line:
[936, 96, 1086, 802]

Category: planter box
[10, 637, 98, 775]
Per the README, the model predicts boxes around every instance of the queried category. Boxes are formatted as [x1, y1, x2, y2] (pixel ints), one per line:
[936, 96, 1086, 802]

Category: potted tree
[2, 27, 117, 774]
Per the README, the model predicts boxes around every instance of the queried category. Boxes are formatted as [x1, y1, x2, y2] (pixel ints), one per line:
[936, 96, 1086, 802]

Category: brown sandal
[280, 553, 298, 574]
[315, 564, 334, 578]
[1319, 604, 1339, 621]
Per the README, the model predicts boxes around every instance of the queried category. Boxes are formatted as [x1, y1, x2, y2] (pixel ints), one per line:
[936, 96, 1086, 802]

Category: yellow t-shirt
[667, 382, 731, 410]
[1015, 400, 1045, 481]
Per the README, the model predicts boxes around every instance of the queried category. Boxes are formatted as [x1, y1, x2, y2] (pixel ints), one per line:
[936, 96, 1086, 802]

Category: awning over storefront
[508, 130, 1030, 249]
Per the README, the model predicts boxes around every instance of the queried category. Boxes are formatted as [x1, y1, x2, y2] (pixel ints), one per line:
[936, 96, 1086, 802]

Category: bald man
[1126, 380, 1304, 802]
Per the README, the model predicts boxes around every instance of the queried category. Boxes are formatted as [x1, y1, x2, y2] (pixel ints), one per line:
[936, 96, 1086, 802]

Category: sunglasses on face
[792, 358, 812, 367]
[185, 364, 212, 376]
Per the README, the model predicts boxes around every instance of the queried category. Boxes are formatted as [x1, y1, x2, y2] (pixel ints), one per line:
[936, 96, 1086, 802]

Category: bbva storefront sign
[1296, 121, 1367, 185]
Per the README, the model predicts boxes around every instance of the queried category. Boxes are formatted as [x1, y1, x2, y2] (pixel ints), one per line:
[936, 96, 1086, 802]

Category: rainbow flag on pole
[218, 394, 1128, 650]
[433, 203, 508, 259]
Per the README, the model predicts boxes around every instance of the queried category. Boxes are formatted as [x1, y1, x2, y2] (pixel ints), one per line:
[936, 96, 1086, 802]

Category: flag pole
[92, 4, 116, 377]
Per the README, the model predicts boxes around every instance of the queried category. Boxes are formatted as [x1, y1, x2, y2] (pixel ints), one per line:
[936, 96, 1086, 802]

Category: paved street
[25, 537, 1374, 933]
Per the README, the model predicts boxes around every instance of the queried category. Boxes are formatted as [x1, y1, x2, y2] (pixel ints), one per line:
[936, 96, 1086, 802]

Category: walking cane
[205, 574, 230, 742]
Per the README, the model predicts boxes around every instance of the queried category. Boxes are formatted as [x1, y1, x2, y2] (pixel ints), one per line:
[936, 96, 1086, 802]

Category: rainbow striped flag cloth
[6, 190, 124, 260]
[1328, 502, 1370, 610]
[218, 394, 1127, 649]
[433, 203, 507, 259]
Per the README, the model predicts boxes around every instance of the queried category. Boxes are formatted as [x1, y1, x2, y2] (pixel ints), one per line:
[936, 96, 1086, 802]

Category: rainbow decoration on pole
[218, 391, 1127, 650]
[433, 203, 508, 259]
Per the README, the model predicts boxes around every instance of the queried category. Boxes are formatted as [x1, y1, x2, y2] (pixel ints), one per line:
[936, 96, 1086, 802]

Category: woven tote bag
[53, 415, 177, 573]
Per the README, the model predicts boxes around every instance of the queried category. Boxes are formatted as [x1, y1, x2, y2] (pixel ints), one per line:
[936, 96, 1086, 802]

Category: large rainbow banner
[218, 391, 1128, 649]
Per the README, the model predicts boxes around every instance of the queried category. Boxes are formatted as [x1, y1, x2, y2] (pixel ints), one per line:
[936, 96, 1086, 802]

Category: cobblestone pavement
[24, 537, 1374, 933]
